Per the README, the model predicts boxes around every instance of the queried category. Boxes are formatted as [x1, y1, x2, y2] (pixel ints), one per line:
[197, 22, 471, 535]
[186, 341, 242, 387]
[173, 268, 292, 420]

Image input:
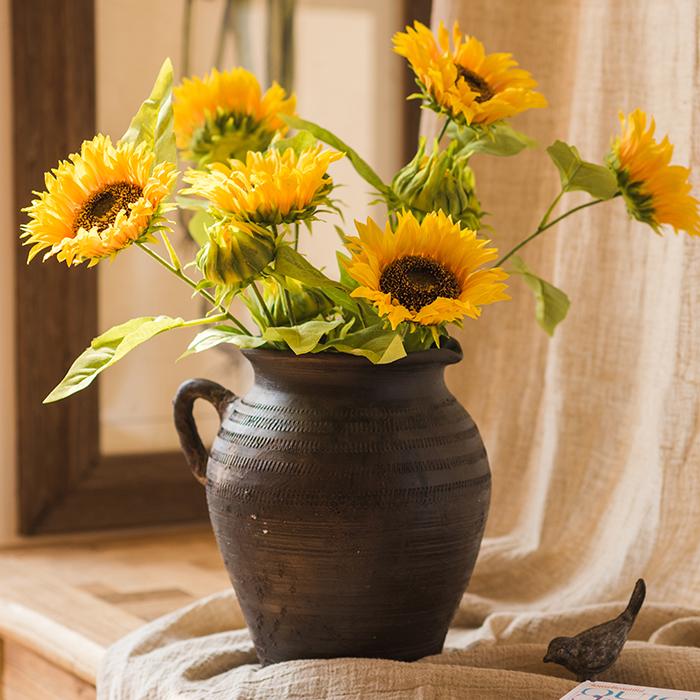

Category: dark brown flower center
[379, 255, 460, 312]
[456, 66, 494, 103]
[73, 182, 143, 233]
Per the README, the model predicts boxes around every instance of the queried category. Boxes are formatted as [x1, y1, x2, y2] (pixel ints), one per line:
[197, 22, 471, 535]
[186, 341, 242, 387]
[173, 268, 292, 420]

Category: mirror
[97, 0, 408, 455]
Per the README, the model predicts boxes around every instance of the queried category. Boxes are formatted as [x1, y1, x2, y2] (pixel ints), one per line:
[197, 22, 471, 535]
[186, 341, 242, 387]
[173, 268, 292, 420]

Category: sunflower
[182, 144, 343, 232]
[344, 210, 509, 329]
[607, 109, 700, 236]
[174, 67, 296, 165]
[393, 21, 547, 127]
[21, 134, 177, 267]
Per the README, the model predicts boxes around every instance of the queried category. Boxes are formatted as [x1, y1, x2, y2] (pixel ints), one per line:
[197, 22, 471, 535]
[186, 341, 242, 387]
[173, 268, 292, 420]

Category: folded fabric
[97, 590, 700, 700]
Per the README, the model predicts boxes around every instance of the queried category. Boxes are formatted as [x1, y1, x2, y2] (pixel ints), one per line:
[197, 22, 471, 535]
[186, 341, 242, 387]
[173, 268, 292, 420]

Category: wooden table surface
[0, 527, 232, 698]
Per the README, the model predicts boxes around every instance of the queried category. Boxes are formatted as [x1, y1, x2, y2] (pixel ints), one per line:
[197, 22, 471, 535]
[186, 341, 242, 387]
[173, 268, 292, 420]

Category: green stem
[281, 284, 297, 326]
[180, 0, 194, 77]
[251, 282, 275, 326]
[437, 115, 452, 143]
[136, 242, 253, 336]
[271, 223, 296, 325]
[539, 189, 565, 229]
[180, 312, 228, 328]
[493, 198, 610, 268]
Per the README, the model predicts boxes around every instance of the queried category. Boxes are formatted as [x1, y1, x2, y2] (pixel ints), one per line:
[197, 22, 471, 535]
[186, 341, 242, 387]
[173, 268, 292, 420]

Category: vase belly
[204, 349, 491, 664]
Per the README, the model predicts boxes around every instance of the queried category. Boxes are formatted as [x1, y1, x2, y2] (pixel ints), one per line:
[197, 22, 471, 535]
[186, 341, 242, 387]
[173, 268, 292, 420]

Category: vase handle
[173, 378, 236, 485]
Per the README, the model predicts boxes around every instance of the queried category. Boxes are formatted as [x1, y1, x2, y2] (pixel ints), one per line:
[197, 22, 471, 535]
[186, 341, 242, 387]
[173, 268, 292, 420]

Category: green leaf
[111, 316, 184, 363]
[44, 315, 184, 403]
[281, 114, 389, 194]
[510, 256, 570, 336]
[264, 318, 344, 355]
[451, 122, 536, 158]
[272, 129, 318, 155]
[317, 325, 407, 364]
[546, 140, 619, 200]
[121, 58, 176, 164]
[274, 245, 336, 287]
[91, 316, 155, 348]
[187, 210, 214, 247]
[336, 250, 359, 290]
[182, 326, 267, 357]
[274, 246, 359, 315]
[160, 230, 182, 271]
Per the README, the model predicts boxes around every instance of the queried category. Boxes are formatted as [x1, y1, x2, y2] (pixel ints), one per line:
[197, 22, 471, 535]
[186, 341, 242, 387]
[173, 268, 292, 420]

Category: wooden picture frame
[11, 0, 431, 535]
[11, 0, 207, 534]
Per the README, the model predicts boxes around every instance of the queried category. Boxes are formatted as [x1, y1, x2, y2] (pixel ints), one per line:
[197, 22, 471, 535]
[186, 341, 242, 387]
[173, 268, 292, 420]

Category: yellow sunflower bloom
[182, 144, 343, 232]
[344, 210, 509, 329]
[21, 134, 177, 267]
[608, 109, 700, 236]
[174, 67, 296, 165]
[393, 21, 547, 127]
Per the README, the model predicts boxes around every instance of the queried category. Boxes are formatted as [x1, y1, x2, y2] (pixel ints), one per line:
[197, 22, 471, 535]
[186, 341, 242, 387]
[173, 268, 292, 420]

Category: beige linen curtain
[437, 0, 700, 613]
[99, 2, 700, 697]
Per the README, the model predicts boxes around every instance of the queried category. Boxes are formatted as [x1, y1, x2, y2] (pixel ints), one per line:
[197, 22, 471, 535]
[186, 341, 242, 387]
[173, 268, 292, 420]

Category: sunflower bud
[262, 278, 333, 326]
[196, 222, 276, 289]
[391, 138, 482, 230]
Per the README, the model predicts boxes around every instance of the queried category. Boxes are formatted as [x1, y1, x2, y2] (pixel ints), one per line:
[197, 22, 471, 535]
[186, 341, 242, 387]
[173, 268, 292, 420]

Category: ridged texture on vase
[204, 346, 491, 665]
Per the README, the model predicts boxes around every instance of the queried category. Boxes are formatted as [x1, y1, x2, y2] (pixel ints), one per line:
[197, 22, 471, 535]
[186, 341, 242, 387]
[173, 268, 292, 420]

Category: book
[560, 682, 700, 699]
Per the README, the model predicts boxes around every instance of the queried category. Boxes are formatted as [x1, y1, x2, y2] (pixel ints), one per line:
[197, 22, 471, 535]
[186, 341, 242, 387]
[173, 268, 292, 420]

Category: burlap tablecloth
[98, 590, 700, 699]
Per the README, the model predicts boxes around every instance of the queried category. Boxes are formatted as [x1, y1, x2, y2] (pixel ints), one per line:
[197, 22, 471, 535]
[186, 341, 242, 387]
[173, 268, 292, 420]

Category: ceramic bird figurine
[543, 578, 647, 682]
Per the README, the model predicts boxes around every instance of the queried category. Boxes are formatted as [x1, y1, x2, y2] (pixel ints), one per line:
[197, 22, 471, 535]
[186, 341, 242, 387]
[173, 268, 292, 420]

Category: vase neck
[242, 349, 460, 402]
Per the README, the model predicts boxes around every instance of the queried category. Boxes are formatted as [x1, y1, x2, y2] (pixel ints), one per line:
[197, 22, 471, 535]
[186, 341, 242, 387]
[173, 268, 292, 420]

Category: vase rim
[241, 337, 463, 369]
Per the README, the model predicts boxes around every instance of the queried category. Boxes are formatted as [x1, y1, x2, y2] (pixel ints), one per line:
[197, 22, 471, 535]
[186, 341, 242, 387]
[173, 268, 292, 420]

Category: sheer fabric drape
[431, 0, 700, 612]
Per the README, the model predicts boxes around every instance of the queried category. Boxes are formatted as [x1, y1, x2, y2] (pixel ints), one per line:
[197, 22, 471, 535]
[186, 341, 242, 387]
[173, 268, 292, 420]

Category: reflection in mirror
[96, 0, 406, 455]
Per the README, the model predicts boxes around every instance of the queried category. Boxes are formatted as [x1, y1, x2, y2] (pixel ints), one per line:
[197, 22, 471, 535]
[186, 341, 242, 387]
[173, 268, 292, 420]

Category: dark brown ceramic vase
[173, 340, 491, 665]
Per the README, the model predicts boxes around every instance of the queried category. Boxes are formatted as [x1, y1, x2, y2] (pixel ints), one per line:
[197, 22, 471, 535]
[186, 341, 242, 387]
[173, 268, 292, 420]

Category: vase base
[256, 641, 445, 666]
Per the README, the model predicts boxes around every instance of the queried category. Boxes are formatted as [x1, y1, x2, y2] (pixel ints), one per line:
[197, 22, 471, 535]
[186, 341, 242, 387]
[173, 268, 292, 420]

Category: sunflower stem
[493, 197, 613, 268]
[281, 283, 297, 325]
[271, 223, 296, 326]
[437, 115, 452, 143]
[539, 189, 565, 229]
[136, 241, 253, 336]
[251, 281, 275, 327]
